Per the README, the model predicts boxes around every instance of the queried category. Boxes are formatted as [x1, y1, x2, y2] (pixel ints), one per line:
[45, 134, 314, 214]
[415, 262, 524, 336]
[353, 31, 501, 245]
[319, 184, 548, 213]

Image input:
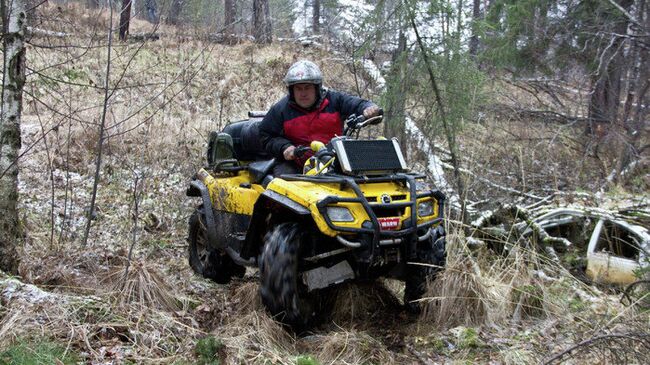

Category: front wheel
[404, 225, 447, 312]
[259, 222, 319, 328]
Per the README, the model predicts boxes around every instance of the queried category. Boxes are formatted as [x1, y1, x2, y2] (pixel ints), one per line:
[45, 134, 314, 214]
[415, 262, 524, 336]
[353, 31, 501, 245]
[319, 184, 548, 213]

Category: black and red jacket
[259, 89, 374, 165]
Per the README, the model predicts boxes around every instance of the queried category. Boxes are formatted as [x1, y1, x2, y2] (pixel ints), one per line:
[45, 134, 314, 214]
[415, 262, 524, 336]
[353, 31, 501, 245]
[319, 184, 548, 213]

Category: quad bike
[186, 110, 446, 327]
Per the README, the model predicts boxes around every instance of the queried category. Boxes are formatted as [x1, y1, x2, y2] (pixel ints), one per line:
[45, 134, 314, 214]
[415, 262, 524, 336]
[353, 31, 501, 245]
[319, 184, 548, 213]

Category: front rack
[282, 172, 445, 255]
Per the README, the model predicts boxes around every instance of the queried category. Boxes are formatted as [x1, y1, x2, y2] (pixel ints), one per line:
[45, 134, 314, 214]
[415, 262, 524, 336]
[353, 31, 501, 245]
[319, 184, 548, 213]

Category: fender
[260, 190, 311, 215]
[189, 179, 257, 266]
[188, 180, 223, 251]
[240, 190, 311, 259]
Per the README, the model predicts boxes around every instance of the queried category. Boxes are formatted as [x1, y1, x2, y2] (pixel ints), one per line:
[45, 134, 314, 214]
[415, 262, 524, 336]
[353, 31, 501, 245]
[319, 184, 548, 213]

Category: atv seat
[207, 119, 268, 166]
[222, 120, 268, 161]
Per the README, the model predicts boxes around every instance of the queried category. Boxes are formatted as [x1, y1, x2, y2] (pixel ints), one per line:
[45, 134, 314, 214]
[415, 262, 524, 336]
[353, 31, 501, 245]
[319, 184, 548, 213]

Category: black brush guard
[282, 173, 445, 258]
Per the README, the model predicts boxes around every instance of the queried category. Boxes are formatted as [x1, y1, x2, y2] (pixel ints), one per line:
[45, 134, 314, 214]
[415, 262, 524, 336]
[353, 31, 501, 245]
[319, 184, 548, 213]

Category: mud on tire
[404, 225, 446, 312]
[259, 222, 320, 328]
[188, 209, 245, 284]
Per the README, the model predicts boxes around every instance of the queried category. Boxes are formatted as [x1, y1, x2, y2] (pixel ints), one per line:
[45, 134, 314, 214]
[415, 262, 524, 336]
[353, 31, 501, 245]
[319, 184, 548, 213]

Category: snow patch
[405, 116, 455, 205]
[362, 59, 386, 91]
[292, 2, 312, 36]
[1, 277, 56, 304]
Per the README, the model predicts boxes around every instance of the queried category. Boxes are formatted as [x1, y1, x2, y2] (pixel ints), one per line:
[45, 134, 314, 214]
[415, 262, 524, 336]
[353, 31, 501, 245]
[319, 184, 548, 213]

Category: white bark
[0, 0, 27, 272]
[26, 26, 69, 38]
[404, 116, 458, 205]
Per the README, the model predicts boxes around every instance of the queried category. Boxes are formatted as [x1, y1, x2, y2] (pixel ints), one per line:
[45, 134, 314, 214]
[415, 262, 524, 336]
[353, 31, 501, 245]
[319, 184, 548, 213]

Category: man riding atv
[187, 60, 446, 329]
[260, 60, 382, 176]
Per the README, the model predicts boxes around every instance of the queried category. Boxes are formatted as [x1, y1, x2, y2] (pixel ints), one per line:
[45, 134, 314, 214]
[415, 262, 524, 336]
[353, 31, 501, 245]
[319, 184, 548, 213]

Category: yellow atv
[187, 111, 446, 327]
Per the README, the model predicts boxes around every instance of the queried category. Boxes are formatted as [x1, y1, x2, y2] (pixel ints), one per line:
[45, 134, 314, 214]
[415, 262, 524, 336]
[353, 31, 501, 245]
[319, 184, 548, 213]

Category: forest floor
[1, 4, 649, 364]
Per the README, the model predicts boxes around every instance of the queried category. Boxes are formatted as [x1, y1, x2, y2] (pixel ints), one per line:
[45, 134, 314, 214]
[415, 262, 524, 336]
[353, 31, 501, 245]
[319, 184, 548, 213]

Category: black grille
[341, 140, 404, 172]
[366, 194, 406, 203]
[372, 206, 405, 217]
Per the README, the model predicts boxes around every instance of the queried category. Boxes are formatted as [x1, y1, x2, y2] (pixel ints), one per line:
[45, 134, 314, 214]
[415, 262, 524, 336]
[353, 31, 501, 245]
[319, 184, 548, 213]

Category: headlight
[417, 200, 434, 217]
[327, 206, 354, 222]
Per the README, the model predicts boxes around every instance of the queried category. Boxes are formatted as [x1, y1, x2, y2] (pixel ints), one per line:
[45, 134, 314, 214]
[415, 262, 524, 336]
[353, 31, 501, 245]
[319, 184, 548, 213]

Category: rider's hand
[283, 145, 296, 160]
[363, 105, 381, 119]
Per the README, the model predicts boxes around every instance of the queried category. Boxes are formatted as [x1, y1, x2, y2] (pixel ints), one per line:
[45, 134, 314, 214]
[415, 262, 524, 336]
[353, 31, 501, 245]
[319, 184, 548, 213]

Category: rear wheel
[259, 222, 320, 328]
[188, 209, 245, 284]
[404, 225, 446, 313]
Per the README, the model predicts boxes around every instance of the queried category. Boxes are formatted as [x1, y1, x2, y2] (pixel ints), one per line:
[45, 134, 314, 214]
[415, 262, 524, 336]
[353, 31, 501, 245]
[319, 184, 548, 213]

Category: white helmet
[283, 60, 323, 87]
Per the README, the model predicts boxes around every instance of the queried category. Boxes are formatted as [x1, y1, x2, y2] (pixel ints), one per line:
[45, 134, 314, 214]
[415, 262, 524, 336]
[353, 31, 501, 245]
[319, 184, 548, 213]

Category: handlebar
[344, 108, 384, 136]
[294, 145, 312, 158]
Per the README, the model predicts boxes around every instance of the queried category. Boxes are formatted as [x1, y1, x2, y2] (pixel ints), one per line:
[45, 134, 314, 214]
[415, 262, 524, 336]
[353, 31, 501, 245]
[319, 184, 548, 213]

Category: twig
[543, 333, 650, 365]
[621, 280, 650, 310]
[32, 87, 56, 249]
[406, 344, 436, 365]
[82, 4, 116, 247]
[407, 3, 467, 221]
[606, 0, 642, 27]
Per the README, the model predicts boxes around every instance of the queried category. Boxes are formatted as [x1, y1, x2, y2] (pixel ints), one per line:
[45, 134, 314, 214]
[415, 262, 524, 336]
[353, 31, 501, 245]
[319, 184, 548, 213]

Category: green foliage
[395, 0, 488, 136]
[296, 354, 320, 365]
[194, 336, 225, 365]
[0, 340, 79, 365]
[270, 0, 299, 37]
[561, 250, 586, 269]
[411, 53, 487, 134]
[63, 68, 88, 82]
[431, 337, 447, 352]
[480, 0, 634, 74]
[480, 0, 554, 72]
[457, 327, 482, 349]
[568, 297, 587, 312]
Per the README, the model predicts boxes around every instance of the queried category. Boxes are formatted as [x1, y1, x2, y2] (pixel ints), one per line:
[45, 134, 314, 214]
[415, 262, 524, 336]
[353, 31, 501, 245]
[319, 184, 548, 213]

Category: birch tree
[0, 0, 27, 273]
[313, 0, 320, 34]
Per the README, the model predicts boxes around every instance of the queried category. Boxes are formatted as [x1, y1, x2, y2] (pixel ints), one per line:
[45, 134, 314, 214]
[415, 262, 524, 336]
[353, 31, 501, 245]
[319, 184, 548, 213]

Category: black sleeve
[330, 90, 376, 121]
[259, 101, 293, 159]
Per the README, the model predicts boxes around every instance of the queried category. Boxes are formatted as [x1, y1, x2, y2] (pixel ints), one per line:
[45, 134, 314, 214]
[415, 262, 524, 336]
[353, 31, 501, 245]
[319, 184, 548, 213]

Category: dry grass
[105, 259, 181, 312]
[421, 247, 494, 327]
[330, 281, 402, 325]
[230, 280, 263, 312]
[299, 329, 397, 364]
[219, 310, 296, 364]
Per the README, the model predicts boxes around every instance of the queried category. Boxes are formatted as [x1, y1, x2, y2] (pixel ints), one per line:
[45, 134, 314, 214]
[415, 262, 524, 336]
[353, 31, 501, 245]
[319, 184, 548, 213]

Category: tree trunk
[253, 0, 272, 44]
[616, 0, 649, 176]
[144, 0, 159, 24]
[119, 0, 132, 41]
[469, 0, 480, 56]
[224, 0, 236, 44]
[312, 0, 320, 34]
[0, 0, 26, 273]
[587, 0, 634, 134]
[370, 0, 385, 60]
[384, 28, 407, 144]
[167, 0, 183, 25]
